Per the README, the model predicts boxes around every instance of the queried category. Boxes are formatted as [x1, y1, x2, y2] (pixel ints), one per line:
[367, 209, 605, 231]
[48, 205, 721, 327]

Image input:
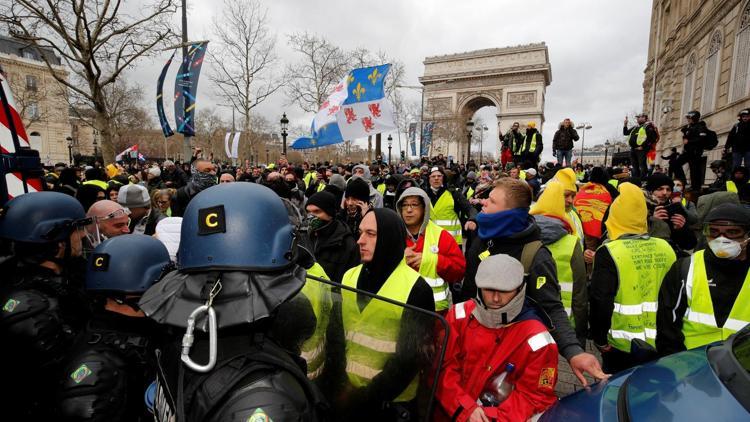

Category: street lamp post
[575, 122, 592, 165]
[280, 113, 289, 156]
[604, 139, 611, 167]
[475, 124, 488, 163]
[387, 134, 393, 164]
[265, 148, 270, 165]
[465, 120, 474, 164]
[66, 136, 73, 165]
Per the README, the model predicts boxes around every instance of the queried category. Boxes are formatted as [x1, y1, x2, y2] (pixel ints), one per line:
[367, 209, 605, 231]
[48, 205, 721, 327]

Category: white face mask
[708, 236, 746, 259]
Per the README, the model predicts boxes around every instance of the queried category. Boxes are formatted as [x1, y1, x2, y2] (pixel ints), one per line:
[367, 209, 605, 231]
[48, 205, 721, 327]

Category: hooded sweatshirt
[345, 208, 435, 409]
[530, 181, 588, 342]
[351, 165, 384, 208]
[396, 188, 466, 284]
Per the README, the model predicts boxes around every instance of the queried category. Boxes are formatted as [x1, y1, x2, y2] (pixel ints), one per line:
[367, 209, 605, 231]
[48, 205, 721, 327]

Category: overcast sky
[132, 0, 653, 160]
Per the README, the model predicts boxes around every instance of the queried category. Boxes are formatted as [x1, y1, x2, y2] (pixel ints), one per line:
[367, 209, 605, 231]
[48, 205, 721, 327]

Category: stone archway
[419, 43, 551, 162]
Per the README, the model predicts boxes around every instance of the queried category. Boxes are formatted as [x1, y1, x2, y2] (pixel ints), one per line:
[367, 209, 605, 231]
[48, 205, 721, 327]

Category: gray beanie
[328, 174, 346, 191]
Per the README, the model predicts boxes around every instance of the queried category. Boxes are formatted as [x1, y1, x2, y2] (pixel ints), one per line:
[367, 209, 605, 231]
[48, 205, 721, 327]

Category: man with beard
[305, 191, 360, 283]
[169, 159, 217, 217]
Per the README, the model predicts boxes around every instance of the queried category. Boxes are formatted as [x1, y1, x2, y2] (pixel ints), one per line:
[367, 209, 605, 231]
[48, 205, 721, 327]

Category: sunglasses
[99, 208, 131, 221]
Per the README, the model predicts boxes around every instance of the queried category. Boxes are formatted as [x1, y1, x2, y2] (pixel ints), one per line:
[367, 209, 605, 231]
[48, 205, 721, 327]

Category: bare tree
[5, 72, 57, 130]
[1, 0, 178, 163]
[285, 32, 349, 113]
[209, 0, 281, 156]
[194, 107, 226, 159]
[103, 78, 153, 143]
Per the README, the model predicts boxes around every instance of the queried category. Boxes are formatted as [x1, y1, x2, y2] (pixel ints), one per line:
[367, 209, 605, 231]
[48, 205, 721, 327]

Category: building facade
[0, 35, 73, 164]
[419, 43, 552, 162]
[644, 0, 750, 174]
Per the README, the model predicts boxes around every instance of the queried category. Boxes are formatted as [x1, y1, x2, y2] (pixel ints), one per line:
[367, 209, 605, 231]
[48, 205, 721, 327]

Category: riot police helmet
[0, 191, 90, 243]
[178, 182, 296, 272]
[86, 234, 171, 294]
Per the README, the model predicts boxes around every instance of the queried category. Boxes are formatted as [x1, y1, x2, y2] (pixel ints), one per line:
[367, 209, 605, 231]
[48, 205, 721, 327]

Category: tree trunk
[375, 133, 381, 159]
[95, 105, 115, 165]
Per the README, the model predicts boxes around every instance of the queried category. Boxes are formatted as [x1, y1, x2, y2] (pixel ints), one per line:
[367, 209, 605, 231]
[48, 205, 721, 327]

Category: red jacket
[406, 228, 465, 284]
[435, 300, 559, 422]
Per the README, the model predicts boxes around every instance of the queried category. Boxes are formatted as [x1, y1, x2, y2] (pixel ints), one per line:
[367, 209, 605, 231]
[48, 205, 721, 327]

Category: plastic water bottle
[478, 363, 515, 406]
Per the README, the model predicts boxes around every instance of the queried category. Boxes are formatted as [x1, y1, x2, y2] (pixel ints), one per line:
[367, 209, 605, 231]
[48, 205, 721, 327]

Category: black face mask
[306, 214, 327, 232]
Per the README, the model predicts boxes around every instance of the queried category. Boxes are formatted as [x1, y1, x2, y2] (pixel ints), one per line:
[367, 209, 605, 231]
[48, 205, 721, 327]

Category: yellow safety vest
[631, 126, 647, 146]
[601, 236, 676, 352]
[608, 179, 619, 189]
[316, 182, 326, 193]
[418, 221, 451, 312]
[546, 234, 578, 321]
[83, 179, 108, 190]
[341, 262, 421, 402]
[575, 171, 585, 182]
[303, 172, 317, 189]
[377, 183, 386, 194]
[430, 190, 462, 245]
[568, 209, 585, 249]
[682, 250, 750, 350]
[465, 186, 474, 200]
[300, 263, 332, 379]
[726, 180, 747, 193]
[523, 133, 538, 152]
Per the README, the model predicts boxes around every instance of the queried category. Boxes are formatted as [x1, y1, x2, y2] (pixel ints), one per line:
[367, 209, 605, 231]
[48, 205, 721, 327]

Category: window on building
[28, 102, 39, 120]
[25, 75, 37, 91]
[701, 30, 722, 112]
[22, 50, 35, 60]
[682, 54, 697, 115]
[731, 1, 750, 101]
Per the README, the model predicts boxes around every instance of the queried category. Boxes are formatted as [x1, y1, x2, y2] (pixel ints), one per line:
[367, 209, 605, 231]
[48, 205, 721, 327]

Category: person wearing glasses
[85, 200, 131, 247]
[656, 203, 750, 356]
[396, 187, 465, 313]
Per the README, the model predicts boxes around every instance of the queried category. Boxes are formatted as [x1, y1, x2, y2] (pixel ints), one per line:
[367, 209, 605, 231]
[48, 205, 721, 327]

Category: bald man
[86, 200, 130, 240]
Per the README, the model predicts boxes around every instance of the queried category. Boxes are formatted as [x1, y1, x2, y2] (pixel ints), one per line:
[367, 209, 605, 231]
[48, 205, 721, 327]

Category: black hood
[358, 208, 406, 295]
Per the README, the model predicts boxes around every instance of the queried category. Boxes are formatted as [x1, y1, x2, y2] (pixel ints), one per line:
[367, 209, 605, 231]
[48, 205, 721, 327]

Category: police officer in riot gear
[56, 234, 172, 421]
[139, 182, 325, 421]
[0, 191, 94, 418]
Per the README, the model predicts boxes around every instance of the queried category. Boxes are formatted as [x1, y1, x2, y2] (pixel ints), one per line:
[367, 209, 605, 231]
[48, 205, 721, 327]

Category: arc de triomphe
[419, 43, 552, 161]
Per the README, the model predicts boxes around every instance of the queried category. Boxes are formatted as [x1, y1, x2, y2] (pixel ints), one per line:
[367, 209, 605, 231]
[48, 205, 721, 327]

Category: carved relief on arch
[508, 90, 538, 108]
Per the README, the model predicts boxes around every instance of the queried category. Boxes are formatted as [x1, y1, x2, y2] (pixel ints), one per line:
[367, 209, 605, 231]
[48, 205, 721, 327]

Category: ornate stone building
[419, 43, 552, 162]
[645, 0, 750, 171]
[0, 35, 73, 164]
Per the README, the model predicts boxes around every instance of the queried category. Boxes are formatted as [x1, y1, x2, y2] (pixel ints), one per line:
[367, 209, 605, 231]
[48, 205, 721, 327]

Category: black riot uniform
[0, 192, 93, 419]
[139, 182, 326, 421]
[56, 234, 172, 421]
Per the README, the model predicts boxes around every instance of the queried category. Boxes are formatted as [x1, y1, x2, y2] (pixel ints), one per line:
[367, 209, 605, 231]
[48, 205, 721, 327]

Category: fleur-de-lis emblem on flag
[347, 73, 355, 85]
[368, 68, 382, 85]
[352, 83, 366, 101]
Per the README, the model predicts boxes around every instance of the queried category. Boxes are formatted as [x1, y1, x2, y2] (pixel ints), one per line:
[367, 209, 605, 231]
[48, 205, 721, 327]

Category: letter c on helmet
[205, 213, 219, 228]
[95, 257, 104, 267]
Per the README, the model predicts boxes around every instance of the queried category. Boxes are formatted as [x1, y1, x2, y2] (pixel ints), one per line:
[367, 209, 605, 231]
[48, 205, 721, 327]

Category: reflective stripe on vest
[300, 263, 332, 379]
[523, 133, 538, 152]
[83, 179, 108, 190]
[430, 190, 462, 245]
[603, 237, 676, 352]
[682, 250, 750, 350]
[632, 126, 647, 146]
[341, 262, 421, 402]
[418, 220, 451, 311]
[546, 234, 578, 320]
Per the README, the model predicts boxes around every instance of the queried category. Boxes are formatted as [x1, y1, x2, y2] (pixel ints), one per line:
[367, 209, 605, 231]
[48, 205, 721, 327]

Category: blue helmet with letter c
[86, 234, 171, 293]
[177, 182, 295, 271]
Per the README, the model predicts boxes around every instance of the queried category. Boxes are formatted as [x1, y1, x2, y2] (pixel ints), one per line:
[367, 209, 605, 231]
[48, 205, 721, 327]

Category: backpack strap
[520, 240, 543, 275]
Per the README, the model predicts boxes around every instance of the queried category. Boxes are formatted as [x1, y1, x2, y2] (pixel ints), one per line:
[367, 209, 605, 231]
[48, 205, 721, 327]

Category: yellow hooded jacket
[530, 181, 573, 231]
[605, 182, 648, 241]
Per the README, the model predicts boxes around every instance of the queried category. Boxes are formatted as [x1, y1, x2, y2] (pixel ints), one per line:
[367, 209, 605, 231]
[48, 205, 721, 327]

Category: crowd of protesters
[1, 107, 748, 421]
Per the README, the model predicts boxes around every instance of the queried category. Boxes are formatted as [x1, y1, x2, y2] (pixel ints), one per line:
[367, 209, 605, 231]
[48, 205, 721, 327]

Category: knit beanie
[307, 191, 338, 219]
[345, 178, 371, 202]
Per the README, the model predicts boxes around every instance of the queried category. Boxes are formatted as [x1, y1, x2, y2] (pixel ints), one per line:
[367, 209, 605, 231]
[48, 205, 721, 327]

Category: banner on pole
[408, 122, 417, 156]
[156, 50, 176, 138]
[174, 42, 208, 137]
[421, 121, 435, 157]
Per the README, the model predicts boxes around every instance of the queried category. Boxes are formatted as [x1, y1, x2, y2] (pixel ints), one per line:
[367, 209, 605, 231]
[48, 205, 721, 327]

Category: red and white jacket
[405, 228, 466, 284]
[435, 300, 559, 422]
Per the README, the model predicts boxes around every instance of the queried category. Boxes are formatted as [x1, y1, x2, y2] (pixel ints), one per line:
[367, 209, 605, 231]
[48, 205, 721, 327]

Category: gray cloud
[130, 0, 650, 160]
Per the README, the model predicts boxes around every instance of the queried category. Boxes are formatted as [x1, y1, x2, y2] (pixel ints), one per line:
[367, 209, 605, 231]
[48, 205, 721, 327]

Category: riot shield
[281, 273, 450, 422]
